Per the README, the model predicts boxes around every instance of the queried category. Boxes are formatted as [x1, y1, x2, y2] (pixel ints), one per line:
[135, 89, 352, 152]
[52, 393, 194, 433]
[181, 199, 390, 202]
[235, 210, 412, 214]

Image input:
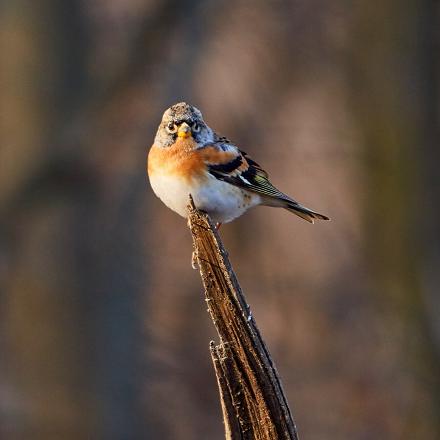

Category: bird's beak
[177, 122, 192, 138]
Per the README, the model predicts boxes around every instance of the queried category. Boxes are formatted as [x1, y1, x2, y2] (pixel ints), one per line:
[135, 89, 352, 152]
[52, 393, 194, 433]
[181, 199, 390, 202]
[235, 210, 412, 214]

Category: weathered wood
[187, 197, 299, 440]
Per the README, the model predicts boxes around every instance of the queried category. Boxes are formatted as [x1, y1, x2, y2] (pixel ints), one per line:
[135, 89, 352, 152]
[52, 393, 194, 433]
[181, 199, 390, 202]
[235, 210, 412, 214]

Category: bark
[187, 197, 298, 440]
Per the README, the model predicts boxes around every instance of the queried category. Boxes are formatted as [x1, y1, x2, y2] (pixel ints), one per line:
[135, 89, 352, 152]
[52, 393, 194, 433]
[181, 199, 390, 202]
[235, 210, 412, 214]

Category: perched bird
[148, 102, 329, 226]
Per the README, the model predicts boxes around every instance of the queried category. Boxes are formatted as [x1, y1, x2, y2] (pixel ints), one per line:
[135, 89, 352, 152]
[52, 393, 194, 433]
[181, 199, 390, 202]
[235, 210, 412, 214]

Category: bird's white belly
[149, 173, 260, 223]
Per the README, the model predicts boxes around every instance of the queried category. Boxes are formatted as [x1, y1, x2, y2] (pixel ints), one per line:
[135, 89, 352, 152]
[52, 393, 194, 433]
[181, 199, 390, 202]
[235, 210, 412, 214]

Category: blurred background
[1, 0, 439, 439]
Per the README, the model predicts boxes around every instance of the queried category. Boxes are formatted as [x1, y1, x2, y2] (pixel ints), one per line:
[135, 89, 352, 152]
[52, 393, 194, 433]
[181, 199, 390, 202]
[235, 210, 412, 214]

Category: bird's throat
[174, 136, 198, 152]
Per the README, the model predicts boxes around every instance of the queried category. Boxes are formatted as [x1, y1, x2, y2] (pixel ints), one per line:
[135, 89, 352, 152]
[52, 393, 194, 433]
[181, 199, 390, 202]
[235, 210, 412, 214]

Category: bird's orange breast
[148, 141, 237, 182]
[148, 138, 205, 182]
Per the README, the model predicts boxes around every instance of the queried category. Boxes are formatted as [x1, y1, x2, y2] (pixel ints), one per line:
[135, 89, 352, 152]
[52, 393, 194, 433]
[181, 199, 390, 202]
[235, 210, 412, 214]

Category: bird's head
[154, 102, 214, 148]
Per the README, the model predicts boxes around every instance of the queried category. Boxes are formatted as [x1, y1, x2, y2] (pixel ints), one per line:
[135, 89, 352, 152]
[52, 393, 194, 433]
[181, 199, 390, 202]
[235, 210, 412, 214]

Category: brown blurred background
[1, 1, 440, 439]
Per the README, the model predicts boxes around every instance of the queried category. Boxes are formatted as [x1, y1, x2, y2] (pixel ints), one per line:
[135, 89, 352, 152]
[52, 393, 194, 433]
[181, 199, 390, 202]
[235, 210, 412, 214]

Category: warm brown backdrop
[1, 1, 439, 439]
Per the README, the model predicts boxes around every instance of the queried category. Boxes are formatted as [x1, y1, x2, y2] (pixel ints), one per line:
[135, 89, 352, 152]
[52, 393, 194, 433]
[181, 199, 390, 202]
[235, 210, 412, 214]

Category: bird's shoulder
[200, 133, 269, 179]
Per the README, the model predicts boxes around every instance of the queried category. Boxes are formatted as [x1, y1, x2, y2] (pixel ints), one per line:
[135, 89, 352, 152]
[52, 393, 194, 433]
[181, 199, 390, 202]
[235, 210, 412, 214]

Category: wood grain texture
[187, 197, 299, 440]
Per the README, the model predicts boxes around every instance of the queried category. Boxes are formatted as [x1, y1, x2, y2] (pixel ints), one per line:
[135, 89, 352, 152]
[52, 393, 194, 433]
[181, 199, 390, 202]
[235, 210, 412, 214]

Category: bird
[147, 102, 329, 227]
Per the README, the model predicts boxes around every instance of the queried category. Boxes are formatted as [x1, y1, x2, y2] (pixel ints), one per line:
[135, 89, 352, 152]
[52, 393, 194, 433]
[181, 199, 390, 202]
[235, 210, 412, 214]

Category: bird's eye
[166, 122, 178, 133]
[192, 122, 200, 132]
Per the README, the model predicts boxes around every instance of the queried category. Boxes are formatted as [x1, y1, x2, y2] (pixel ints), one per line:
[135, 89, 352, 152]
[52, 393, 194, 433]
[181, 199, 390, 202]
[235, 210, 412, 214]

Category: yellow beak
[177, 122, 192, 138]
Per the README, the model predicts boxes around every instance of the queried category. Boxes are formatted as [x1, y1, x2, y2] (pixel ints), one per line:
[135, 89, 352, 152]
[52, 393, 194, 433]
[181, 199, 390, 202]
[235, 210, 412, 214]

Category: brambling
[148, 102, 329, 226]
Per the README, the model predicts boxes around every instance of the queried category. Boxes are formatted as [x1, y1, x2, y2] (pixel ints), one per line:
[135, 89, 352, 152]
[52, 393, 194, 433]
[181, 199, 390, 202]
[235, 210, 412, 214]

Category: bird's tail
[284, 201, 330, 224]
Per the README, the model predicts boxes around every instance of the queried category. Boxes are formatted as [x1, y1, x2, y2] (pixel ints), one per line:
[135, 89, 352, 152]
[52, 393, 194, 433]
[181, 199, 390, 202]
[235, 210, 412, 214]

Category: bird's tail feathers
[261, 195, 329, 223]
[284, 201, 330, 224]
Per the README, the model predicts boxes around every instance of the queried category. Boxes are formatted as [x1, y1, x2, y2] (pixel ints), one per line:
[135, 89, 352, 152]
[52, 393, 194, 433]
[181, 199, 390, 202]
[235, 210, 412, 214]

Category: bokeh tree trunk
[349, 1, 440, 437]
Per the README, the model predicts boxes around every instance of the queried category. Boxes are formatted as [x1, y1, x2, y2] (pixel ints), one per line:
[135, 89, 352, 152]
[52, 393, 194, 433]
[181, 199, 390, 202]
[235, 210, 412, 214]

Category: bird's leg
[215, 222, 222, 230]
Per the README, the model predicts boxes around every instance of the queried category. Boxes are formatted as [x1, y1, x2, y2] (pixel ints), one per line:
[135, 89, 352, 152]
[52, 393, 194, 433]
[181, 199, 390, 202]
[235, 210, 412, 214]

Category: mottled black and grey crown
[164, 102, 203, 124]
[154, 102, 214, 148]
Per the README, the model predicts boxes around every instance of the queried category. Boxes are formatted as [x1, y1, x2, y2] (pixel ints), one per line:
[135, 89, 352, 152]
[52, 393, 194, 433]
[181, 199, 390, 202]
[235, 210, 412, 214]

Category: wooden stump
[187, 198, 299, 440]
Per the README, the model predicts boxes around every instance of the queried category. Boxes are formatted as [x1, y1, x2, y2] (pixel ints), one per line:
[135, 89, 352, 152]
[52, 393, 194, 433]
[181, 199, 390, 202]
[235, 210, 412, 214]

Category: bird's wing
[200, 138, 330, 222]
[200, 139, 290, 201]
